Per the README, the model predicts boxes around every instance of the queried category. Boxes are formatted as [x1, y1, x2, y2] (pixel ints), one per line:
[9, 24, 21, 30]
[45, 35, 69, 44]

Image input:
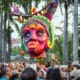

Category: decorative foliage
[18, 16, 24, 23]
[31, 7, 36, 14]
[10, 1, 58, 22]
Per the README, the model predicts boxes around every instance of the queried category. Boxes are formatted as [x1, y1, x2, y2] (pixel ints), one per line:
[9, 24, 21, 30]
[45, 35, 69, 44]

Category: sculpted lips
[27, 41, 39, 48]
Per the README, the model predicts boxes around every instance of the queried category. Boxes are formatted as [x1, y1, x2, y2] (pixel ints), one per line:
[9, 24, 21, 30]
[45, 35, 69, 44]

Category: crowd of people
[0, 61, 80, 80]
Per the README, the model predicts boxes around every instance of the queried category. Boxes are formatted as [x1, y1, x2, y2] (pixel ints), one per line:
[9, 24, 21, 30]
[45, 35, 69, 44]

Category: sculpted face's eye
[23, 31, 31, 37]
[37, 30, 44, 36]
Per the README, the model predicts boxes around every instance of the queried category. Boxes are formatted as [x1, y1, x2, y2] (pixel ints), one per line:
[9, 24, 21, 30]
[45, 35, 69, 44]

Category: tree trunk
[73, 0, 78, 61]
[63, 0, 68, 64]
[28, 0, 32, 14]
[0, 14, 3, 62]
[2, 12, 7, 62]
[7, 28, 12, 62]
[7, 16, 12, 62]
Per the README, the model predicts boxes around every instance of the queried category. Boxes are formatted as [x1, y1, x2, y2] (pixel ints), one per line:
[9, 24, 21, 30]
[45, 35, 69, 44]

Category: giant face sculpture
[21, 16, 54, 57]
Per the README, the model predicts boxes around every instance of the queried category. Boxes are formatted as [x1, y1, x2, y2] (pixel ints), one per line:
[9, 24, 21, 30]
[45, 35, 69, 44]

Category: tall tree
[0, 14, 3, 62]
[1, 0, 12, 62]
[73, 0, 78, 61]
[63, 0, 68, 64]
[0, 0, 20, 62]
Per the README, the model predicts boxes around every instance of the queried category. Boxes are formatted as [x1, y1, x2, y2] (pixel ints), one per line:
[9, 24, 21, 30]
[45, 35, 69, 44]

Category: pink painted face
[22, 23, 49, 57]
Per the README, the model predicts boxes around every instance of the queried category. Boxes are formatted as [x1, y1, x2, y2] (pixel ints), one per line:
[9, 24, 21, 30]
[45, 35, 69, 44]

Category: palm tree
[63, 0, 68, 64]
[0, 0, 21, 62]
[58, 0, 77, 64]
[73, 0, 78, 61]
[1, 0, 13, 62]
[0, 14, 3, 62]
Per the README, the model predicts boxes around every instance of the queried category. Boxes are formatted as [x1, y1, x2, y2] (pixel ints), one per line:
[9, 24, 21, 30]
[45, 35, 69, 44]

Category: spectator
[9, 73, 19, 80]
[0, 66, 11, 80]
[21, 67, 37, 80]
[46, 68, 62, 80]
[70, 69, 80, 80]
[38, 70, 45, 80]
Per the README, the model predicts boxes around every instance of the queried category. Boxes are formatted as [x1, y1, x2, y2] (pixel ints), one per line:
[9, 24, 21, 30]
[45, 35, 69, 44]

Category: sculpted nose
[31, 31, 37, 39]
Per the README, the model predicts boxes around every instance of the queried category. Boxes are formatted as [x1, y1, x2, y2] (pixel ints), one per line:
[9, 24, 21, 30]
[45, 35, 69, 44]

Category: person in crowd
[50, 60, 55, 68]
[22, 61, 28, 68]
[61, 67, 69, 80]
[9, 73, 19, 80]
[44, 61, 51, 72]
[45, 61, 51, 68]
[46, 68, 62, 80]
[38, 70, 45, 80]
[70, 65, 80, 80]
[21, 67, 37, 80]
[0, 65, 11, 80]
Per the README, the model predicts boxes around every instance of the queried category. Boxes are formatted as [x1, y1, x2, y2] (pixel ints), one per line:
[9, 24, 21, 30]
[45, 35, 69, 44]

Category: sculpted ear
[45, 38, 51, 49]
[47, 40, 51, 48]
[46, 37, 54, 49]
